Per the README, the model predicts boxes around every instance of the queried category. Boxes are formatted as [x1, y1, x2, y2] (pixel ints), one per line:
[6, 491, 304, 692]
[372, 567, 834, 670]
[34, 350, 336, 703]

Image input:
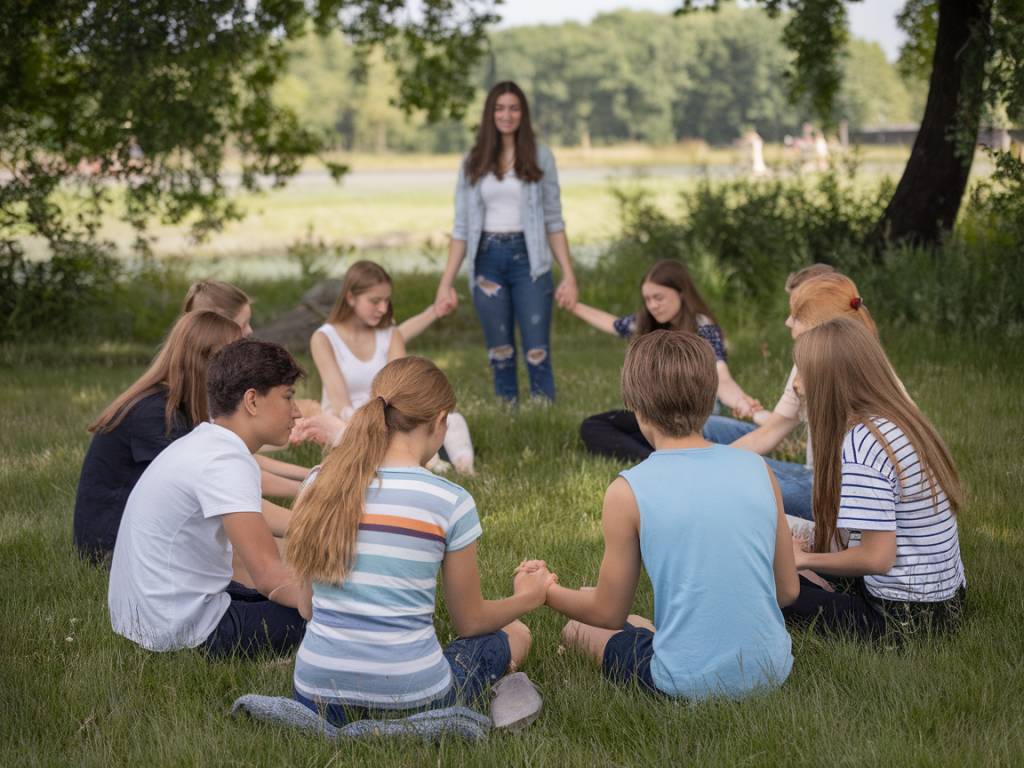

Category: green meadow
[2, 269, 1023, 764]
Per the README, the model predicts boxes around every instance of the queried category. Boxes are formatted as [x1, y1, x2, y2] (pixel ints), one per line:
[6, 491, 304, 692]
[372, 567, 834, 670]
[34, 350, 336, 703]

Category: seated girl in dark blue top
[567, 259, 767, 460]
[73, 311, 241, 562]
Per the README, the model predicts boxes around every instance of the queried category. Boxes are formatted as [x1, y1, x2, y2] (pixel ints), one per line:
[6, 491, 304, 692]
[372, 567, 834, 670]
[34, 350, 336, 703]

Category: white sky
[495, 0, 907, 61]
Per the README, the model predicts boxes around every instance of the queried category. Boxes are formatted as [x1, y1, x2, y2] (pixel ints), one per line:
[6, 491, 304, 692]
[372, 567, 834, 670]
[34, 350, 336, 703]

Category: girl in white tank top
[305, 261, 475, 473]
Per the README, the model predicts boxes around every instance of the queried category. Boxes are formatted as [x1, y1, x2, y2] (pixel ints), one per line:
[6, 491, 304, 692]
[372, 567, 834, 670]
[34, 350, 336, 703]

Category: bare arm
[568, 302, 621, 336]
[732, 411, 801, 456]
[441, 542, 553, 637]
[768, 468, 800, 607]
[545, 477, 642, 629]
[386, 327, 406, 362]
[398, 305, 439, 343]
[548, 230, 578, 310]
[260, 498, 293, 537]
[310, 330, 352, 417]
[716, 361, 762, 420]
[794, 530, 898, 577]
[255, 454, 309, 481]
[259, 469, 301, 499]
[221, 512, 310, 619]
[435, 239, 468, 313]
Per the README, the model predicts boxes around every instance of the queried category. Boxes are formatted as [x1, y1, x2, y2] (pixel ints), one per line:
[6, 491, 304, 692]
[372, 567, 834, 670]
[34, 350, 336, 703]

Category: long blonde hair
[286, 357, 456, 583]
[182, 279, 251, 319]
[795, 318, 963, 553]
[790, 273, 877, 337]
[89, 311, 242, 434]
[327, 260, 394, 326]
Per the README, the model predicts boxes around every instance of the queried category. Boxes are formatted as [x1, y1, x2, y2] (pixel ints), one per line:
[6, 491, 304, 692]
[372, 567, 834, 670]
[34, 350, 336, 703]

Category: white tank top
[480, 171, 523, 232]
[317, 323, 393, 412]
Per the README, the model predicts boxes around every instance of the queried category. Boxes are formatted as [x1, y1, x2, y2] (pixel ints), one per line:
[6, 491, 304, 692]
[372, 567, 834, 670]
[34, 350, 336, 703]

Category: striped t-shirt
[293, 466, 482, 709]
[838, 418, 965, 603]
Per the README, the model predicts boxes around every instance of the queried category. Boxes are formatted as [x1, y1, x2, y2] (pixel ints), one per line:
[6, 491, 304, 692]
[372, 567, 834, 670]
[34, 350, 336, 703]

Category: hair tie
[850, 297, 863, 310]
[377, 395, 389, 409]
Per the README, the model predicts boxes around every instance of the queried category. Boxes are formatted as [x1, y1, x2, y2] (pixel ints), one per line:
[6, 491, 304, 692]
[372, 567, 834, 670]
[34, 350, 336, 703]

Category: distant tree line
[276, 7, 924, 153]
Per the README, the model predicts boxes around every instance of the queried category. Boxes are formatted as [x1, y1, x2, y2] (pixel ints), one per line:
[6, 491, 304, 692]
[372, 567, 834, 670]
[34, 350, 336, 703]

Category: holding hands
[513, 559, 558, 608]
[554, 277, 578, 311]
[434, 282, 459, 316]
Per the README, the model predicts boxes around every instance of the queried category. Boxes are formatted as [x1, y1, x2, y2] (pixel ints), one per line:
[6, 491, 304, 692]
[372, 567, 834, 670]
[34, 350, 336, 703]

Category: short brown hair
[621, 329, 717, 437]
[207, 339, 305, 418]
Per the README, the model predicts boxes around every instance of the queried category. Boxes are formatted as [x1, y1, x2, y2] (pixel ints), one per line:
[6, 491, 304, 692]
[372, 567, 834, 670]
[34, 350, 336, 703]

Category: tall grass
[2, 294, 1023, 764]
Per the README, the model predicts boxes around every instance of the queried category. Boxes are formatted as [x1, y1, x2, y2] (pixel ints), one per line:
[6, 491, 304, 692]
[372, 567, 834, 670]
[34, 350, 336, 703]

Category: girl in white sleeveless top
[305, 261, 475, 473]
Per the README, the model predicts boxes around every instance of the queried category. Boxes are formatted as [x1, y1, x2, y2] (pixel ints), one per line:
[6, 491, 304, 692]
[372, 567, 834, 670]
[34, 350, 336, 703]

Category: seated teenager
[73, 311, 242, 563]
[108, 339, 310, 658]
[783, 318, 966, 639]
[534, 330, 799, 699]
[286, 357, 553, 727]
[184, 278, 311, 497]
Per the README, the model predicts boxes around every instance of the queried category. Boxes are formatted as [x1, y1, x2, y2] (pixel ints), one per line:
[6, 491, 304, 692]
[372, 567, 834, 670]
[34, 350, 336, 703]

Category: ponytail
[286, 357, 456, 584]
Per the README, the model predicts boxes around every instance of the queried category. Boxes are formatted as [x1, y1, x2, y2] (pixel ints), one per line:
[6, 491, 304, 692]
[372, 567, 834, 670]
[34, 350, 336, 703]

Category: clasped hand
[512, 559, 558, 607]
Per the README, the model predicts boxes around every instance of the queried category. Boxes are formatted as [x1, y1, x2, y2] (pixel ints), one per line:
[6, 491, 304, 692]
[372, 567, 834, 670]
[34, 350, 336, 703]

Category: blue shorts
[295, 630, 511, 726]
[602, 623, 658, 694]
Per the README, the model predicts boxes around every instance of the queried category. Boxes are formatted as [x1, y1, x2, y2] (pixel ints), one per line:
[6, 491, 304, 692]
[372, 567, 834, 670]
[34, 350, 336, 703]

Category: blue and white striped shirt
[293, 466, 482, 709]
[838, 418, 965, 602]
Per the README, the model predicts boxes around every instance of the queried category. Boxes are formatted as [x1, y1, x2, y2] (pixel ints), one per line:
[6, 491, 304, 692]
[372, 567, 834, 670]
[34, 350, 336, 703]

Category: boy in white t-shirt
[108, 339, 311, 657]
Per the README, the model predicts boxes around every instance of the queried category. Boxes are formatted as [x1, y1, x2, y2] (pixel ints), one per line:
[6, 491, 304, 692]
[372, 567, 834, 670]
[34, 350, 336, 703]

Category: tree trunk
[872, 0, 991, 247]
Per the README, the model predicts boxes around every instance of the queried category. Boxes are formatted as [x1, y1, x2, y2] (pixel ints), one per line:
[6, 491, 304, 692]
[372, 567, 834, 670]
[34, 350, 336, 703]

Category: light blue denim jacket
[451, 143, 566, 286]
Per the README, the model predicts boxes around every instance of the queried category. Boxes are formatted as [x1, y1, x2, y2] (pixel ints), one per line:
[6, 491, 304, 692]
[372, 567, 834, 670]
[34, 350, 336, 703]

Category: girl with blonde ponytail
[287, 357, 553, 727]
[783, 318, 966, 639]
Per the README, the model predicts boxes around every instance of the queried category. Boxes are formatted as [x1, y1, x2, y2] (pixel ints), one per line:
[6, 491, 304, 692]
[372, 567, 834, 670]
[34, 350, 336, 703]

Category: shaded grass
[2, 314, 1023, 766]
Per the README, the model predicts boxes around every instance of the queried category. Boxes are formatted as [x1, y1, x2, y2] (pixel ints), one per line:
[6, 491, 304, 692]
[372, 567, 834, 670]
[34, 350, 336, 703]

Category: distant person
[743, 130, 768, 177]
[73, 311, 241, 563]
[108, 339, 309, 658]
[184, 278, 310, 497]
[300, 260, 474, 474]
[783, 318, 966, 639]
[530, 330, 798, 700]
[435, 80, 579, 403]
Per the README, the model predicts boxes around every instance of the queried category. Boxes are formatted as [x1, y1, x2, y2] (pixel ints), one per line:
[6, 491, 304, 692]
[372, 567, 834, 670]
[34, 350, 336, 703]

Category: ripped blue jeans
[472, 232, 555, 402]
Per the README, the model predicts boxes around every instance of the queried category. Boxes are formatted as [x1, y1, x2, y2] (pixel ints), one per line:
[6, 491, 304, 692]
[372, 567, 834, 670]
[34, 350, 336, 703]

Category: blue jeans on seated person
[603, 622, 659, 694]
[472, 232, 555, 402]
[294, 630, 511, 727]
[200, 581, 306, 659]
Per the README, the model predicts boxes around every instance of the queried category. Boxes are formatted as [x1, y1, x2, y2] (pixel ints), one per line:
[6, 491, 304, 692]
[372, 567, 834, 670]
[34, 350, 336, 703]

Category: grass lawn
[2, 307, 1023, 766]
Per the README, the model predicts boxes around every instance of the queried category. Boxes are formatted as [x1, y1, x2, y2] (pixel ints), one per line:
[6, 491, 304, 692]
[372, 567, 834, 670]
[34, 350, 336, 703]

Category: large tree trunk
[872, 0, 991, 247]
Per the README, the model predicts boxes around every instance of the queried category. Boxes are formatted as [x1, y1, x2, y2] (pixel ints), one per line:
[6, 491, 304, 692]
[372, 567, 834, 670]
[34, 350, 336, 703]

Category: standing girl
[573, 259, 764, 458]
[435, 81, 579, 402]
[784, 318, 966, 638]
[286, 357, 553, 725]
[308, 260, 474, 473]
[73, 311, 242, 561]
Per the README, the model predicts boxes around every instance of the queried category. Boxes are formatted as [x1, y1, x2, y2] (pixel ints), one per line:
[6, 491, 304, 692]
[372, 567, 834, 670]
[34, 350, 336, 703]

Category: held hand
[791, 536, 809, 569]
[512, 559, 548, 575]
[435, 284, 458, 316]
[554, 278, 578, 311]
[513, 565, 558, 608]
[731, 395, 763, 421]
[290, 412, 346, 447]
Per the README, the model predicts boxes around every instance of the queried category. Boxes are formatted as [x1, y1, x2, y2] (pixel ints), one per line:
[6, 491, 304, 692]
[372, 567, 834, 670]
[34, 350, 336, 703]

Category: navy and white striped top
[293, 466, 482, 710]
[613, 313, 728, 361]
[838, 418, 965, 603]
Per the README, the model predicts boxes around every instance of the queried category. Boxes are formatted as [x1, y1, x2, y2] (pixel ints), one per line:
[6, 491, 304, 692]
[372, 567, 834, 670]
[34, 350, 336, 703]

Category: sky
[495, 0, 907, 61]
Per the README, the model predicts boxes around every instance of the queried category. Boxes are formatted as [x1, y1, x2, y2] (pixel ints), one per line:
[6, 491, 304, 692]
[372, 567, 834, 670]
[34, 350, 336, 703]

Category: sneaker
[489, 671, 542, 731]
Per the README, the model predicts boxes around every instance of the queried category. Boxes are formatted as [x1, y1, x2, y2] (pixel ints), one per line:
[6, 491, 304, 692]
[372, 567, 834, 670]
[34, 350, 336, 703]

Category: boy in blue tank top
[535, 330, 800, 699]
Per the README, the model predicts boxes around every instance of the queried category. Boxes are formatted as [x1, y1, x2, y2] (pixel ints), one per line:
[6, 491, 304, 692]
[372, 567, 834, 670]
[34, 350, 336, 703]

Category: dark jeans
[782, 575, 966, 641]
[472, 232, 555, 402]
[579, 410, 814, 520]
[200, 581, 306, 659]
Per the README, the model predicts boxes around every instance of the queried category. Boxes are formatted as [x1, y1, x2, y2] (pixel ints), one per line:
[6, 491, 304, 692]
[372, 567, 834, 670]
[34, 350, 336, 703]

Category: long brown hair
[327, 260, 395, 327]
[790, 273, 877, 337]
[795, 318, 963, 553]
[89, 311, 242, 435]
[182, 279, 251, 319]
[634, 259, 717, 337]
[286, 357, 457, 583]
[465, 81, 543, 186]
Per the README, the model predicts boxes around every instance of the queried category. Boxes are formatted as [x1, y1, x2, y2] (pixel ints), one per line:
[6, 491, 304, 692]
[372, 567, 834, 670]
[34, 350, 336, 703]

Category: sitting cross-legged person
[108, 338, 310, 658]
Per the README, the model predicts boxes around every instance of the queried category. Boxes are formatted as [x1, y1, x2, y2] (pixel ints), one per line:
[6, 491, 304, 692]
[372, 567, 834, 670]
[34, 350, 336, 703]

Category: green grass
[2, 304, 1023, 766]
